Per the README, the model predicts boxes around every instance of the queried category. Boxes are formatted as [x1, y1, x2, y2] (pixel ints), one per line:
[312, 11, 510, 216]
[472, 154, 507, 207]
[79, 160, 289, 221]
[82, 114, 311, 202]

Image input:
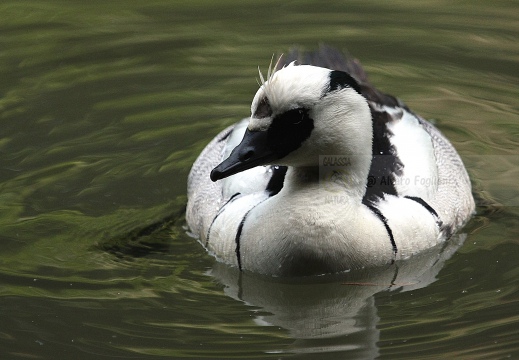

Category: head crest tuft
[257, 54, 284, 101]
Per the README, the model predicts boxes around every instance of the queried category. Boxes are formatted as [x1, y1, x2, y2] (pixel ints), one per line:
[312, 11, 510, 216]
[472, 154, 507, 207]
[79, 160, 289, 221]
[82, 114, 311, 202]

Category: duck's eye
[292, 109, 305, 125]
[271, 107, 310, 129]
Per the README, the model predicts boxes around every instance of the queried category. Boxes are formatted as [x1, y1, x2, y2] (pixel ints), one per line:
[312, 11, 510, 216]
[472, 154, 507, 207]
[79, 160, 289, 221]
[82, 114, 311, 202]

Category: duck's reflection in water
[208, 234, 466, 358]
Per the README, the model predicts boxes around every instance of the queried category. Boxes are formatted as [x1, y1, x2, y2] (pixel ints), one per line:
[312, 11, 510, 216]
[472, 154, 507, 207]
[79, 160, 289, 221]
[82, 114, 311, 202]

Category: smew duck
[186, 46, 475, 276]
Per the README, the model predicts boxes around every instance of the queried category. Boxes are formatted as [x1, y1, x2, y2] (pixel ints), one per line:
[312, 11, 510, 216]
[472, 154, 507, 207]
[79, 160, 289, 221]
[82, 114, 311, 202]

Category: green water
[1, 1, 518, 358]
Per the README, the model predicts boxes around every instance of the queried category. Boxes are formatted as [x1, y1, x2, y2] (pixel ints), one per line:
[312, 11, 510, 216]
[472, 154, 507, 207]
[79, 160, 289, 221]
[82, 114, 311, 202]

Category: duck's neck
[281, 154, 371, 204]
[284, 166, 320, 186]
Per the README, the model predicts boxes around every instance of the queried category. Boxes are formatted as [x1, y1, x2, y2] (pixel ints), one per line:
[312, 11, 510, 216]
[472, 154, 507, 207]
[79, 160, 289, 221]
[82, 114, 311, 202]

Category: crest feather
[257, 54, 284, 102]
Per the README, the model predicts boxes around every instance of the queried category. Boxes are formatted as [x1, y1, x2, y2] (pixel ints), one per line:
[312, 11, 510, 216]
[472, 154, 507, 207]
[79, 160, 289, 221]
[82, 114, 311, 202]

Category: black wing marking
[362, 106, 404, 205]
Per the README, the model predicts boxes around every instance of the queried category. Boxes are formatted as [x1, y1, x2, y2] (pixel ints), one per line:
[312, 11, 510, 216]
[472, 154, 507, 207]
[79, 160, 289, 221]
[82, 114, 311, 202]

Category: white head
[211, 63, 373, 181]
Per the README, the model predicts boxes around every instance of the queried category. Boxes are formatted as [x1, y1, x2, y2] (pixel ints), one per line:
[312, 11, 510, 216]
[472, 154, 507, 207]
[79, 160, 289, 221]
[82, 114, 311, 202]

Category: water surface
[1, 1, 518, 358]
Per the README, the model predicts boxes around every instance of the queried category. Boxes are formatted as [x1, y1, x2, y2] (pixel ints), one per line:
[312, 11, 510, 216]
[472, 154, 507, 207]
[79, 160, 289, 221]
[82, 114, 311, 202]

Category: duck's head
[210, 63, 372, 182]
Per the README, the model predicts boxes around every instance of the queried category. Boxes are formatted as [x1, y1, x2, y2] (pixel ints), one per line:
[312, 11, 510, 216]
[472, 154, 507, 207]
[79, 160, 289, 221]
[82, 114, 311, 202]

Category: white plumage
[187, 46, 475, 276]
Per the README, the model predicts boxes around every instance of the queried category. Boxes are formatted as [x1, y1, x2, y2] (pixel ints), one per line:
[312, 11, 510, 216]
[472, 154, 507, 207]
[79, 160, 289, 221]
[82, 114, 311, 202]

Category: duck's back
[416, 116, 474, 236]
[186, 125, 231, 242]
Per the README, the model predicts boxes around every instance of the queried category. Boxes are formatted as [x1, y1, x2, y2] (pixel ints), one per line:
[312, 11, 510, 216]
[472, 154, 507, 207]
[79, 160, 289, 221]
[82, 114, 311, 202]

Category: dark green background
[1, 1, 518, 358]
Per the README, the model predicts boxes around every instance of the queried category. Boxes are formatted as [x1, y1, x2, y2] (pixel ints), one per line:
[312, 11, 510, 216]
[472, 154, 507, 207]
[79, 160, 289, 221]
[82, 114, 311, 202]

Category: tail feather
[277, 44, 402, 108]
[276, 44, 370, 83]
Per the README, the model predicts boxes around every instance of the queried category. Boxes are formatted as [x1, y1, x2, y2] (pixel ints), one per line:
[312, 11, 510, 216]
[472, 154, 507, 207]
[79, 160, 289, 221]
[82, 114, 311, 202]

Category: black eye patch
[267, 108, 314, 158]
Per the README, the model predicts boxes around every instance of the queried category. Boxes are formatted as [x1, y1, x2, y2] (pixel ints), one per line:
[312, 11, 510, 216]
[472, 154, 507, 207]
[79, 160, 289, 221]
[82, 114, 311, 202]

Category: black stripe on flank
[234, 198, 267, 271]
[405, 196, 443, 228]
[389, 264, 399, 289]
[362, 107, 404, 204]
[234, 170, 284, 270]
[235, 214, 247, 271]
[365, 204, 398, 260]
[205, 192, 241, 246]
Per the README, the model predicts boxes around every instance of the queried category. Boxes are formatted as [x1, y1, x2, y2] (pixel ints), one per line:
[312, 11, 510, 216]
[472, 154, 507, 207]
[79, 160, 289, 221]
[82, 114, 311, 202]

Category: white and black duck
[186, 46, 475, 276]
